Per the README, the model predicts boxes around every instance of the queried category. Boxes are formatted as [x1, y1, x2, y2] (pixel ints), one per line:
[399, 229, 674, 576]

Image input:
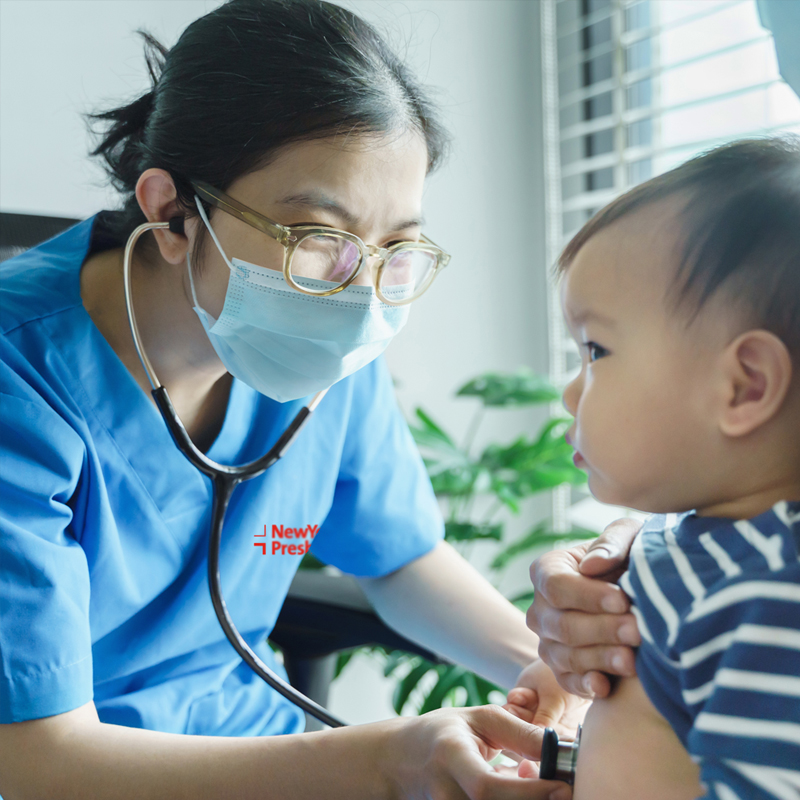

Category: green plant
[332, 369, 595, 715]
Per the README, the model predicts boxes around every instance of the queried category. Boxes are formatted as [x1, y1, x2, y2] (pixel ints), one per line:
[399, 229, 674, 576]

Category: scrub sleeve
[0, 216, 444, 739]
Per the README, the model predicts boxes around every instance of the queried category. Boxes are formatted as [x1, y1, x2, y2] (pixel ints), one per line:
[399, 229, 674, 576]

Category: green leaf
[428, 465, 482, 498]
[472, 675, 505, 703]
[478, 418, 586, 508]
[392, 659, 433, 715]
[383, 649, 410, 678]
[412, 408, 456, 447]
[490, 522, 598, 571]
[510, 590, 536, 613]
[298, 552, 327, 570]
[334, 649, 357, 679]
[419, 665, 468, 714]
[444, 521, 504, 542]
[409, 407, 483, 498]
[456, 369, 560, 407]
[462, 671, 483, 706]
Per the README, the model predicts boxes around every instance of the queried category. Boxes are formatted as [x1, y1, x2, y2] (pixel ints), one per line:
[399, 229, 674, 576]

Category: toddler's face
[561, 205, 734, 513]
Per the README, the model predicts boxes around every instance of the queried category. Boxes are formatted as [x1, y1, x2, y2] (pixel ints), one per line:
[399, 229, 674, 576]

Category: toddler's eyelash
[583, 341, 609, 362]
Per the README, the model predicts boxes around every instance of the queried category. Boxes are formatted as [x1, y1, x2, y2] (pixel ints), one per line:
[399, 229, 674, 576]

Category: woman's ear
[134, 168, 189, 265]
[718, 330, 793, 438]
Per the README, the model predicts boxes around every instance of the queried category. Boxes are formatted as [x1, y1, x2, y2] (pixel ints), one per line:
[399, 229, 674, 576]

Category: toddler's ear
[718, 330, 793, 438]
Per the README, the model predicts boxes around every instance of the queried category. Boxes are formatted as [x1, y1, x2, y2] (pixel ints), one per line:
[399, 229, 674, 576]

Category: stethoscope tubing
[123, 221, 347, 728]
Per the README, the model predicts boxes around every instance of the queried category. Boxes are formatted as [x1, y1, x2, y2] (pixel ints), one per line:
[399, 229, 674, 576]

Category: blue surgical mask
[187, 197, 410, 403]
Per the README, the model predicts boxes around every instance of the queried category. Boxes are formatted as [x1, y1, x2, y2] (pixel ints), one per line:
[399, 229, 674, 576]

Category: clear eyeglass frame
[191, 180, 451, 306]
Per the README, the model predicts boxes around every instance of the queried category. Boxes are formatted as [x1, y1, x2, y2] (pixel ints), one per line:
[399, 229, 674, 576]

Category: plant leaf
[510, 589, 536, 613]
[334, 649, 356, 680]
[412, 408, 456, 447]
[473, 675, 505, 703]
[462, 671, 483, 706]
[444, 521, 504, 542]
[382, 649, 411, 678]
[298, 552, 327, 570]
[491, 522, 598, 571]
[409, 407, 482, 498]
[456, 369, 560, 407]
[392, 659, 432, 715]
[479, 418, 586, 508]
[419, 665, 468, 714]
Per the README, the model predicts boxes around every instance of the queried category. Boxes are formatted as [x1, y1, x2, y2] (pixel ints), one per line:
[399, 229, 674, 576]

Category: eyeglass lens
[291, 232, 438, 299]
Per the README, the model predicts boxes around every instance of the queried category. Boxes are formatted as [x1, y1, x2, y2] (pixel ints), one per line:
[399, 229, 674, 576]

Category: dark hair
[558, 136, 800, 356]
[89, 0, 449, 246]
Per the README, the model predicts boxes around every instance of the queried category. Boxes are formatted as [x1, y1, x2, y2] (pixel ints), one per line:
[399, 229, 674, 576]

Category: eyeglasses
[191, 181, 451, 306]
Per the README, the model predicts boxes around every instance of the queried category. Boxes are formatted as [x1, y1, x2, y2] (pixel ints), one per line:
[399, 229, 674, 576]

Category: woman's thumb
[579, 517, 641, 576]
[472, 706, 545, 761]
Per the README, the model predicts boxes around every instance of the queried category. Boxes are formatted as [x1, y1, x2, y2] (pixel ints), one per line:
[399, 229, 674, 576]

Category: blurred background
[2, 0, 799, 725]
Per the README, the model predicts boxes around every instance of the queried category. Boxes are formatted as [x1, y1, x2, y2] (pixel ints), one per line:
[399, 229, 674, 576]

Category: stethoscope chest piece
[539, 725, 582, 785]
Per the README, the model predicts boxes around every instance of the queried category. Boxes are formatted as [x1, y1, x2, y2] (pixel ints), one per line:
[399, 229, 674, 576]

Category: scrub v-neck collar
[51, 215, 260, 524]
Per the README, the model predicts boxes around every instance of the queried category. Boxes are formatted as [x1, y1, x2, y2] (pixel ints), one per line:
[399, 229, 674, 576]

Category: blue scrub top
[0, 216, 444, 735]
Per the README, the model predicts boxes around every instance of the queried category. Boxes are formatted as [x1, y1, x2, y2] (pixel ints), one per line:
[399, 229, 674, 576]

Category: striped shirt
[620, 500, 800, 800]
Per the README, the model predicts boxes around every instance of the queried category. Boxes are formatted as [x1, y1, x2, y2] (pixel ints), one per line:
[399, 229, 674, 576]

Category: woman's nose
[350, 255, 380, 286]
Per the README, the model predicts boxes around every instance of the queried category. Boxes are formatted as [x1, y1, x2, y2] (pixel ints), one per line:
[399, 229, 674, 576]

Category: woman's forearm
[0, 702, 392, 800]
[357, 541, 540, 689]
[0, 699, 565, 800]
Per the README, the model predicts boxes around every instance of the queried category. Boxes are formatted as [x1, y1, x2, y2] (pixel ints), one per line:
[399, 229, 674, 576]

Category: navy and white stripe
[620, 501, 800, 800]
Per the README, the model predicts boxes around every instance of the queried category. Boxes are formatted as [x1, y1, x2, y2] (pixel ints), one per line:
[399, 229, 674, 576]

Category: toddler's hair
[557, 136, 800, 358]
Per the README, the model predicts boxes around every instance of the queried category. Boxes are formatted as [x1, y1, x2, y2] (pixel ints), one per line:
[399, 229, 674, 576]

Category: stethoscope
[539, 726, 582, 785]
[123, 218, 347, 729]
[123, 219, 586, 775]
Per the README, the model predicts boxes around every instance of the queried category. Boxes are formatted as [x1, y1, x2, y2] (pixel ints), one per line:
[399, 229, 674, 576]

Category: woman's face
[186, 131, 430, 319]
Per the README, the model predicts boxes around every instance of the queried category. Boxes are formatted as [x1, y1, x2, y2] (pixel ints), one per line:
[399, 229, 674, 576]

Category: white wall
[0, 0, 549, 725]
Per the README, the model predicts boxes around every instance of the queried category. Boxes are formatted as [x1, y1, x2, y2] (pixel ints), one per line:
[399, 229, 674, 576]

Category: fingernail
[611, 653, 627, 672]
[601, 593, 626, 613]
[582, 547, 611, 565]
[581, 674, 594, 694]
[549, 788, 571, 800]
[618, 620, 639, 644]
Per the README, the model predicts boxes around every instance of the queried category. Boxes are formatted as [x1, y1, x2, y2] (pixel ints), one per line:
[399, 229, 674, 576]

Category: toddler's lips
[565, 431, 584, 466]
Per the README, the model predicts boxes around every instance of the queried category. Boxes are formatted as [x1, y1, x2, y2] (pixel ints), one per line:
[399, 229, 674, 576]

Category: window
[541, 0, 800, 530]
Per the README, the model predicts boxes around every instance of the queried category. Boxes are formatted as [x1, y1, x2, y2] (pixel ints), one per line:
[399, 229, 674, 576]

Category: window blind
[541, 0, 800, 531]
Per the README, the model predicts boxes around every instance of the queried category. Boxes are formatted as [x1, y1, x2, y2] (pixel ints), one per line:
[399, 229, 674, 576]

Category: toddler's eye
[585, 341, 609, 362]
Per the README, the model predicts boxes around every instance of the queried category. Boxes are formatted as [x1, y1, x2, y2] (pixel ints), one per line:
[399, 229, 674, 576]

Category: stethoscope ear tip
[169, 216, 185, 235]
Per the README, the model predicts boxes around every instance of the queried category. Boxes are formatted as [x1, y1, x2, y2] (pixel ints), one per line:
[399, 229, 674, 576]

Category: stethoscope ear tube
[124, 222, 347, 728]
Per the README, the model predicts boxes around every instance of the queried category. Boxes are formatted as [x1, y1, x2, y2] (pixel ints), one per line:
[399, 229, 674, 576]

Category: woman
[0, 1, 583, 797]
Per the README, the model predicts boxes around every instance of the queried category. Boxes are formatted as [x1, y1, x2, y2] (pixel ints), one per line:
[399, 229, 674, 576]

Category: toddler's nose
[562, 373, 582, 417]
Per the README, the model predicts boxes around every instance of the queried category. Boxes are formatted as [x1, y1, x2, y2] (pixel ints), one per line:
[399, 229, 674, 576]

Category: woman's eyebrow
[277, 190, 425, 231]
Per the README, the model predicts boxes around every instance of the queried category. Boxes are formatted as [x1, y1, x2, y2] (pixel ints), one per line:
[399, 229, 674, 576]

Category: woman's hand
[385, 704, 572, 800]
[507, 660, 589, 738]
[526, 518, 642, 699]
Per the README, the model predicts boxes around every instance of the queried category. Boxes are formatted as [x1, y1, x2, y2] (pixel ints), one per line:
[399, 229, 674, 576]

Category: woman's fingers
[391, 706, 574, 800]
[526, 523, 642, 690]
[534, 607, 641, 648]
[451, 707, 573, 799]
[538, 641, 637, 683]
[558, 669, 612, 699]
[529, 546, 630, 618]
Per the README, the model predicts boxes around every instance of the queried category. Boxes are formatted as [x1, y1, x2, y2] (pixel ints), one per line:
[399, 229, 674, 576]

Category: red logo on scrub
[254, 524, 319, 556]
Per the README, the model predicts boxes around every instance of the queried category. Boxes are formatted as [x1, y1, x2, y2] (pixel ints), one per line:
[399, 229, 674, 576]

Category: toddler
[508, 137, 800, 800]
